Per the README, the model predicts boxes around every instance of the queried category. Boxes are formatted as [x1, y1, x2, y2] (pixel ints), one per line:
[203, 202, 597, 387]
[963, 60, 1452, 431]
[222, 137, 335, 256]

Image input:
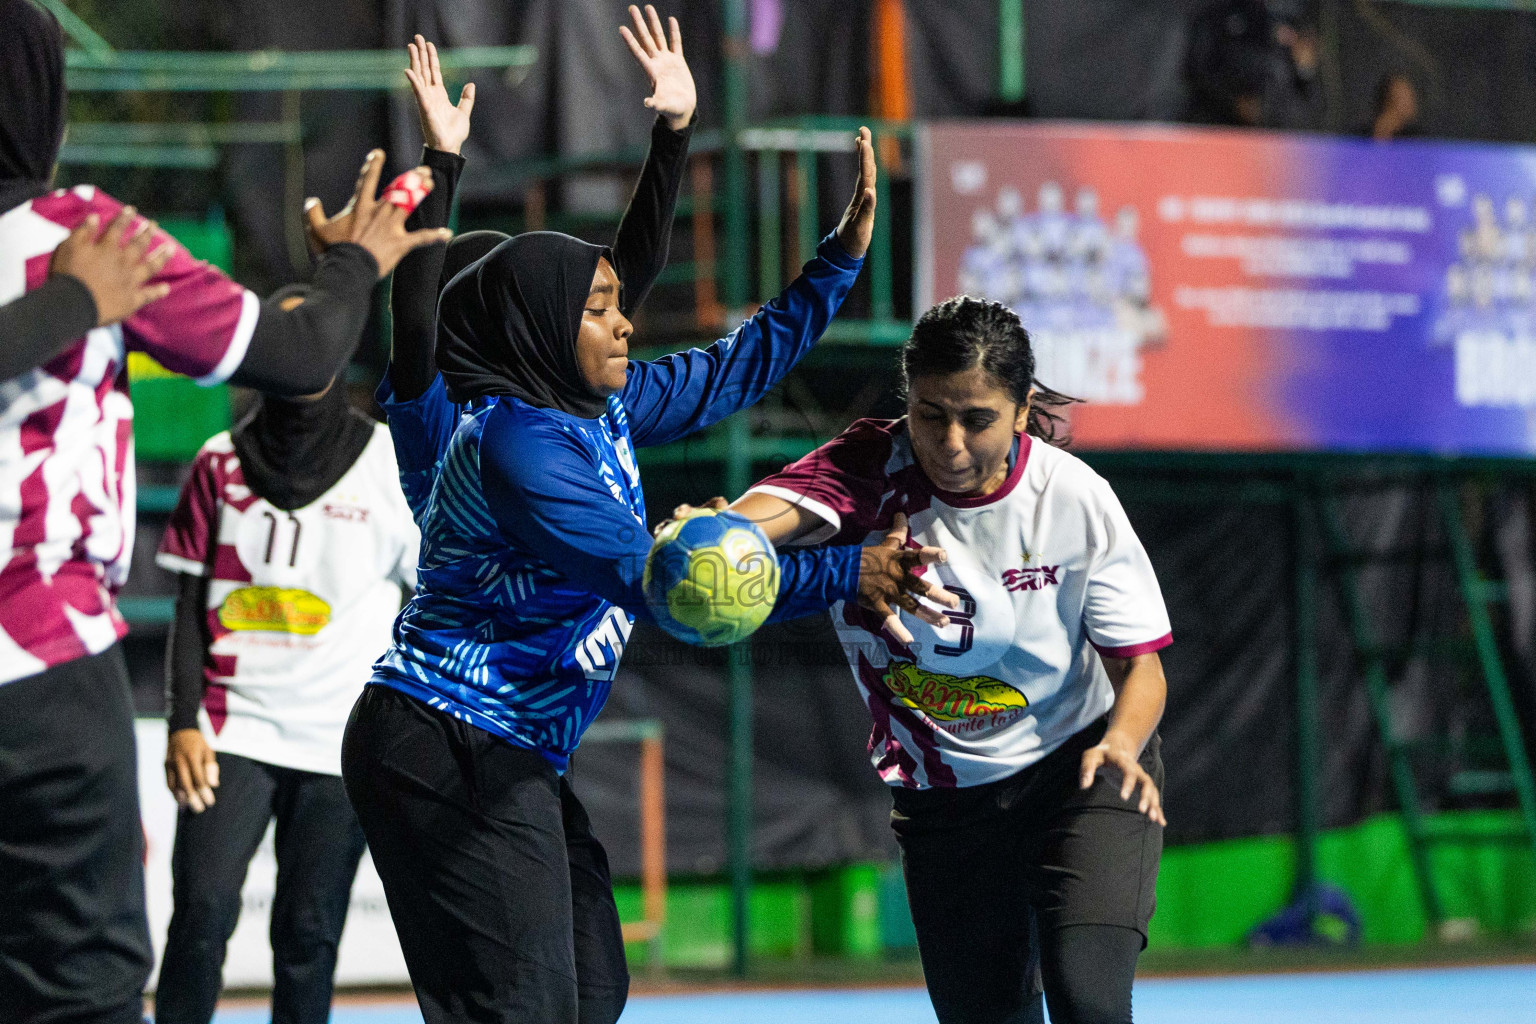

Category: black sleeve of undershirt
[228, 242, 380, 396]
[0, 274, 99, 381]
[165, 572, 209, 733]
[387, 146, 465, 402]
[610, 116, 695, 318]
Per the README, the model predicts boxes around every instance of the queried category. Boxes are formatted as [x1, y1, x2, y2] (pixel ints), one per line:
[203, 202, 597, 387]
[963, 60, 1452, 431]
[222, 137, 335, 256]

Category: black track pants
[153, 752, 366, 1024]
[0, 646, 152, 1024]
[341, 684, 629, 1024]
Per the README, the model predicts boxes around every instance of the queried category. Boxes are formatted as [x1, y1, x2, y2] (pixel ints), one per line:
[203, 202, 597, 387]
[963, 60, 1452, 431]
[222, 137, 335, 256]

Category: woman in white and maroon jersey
[0, 3, 445, 1019]
[152, 362, 418, 1024]
[731, 296, 1171, 1024]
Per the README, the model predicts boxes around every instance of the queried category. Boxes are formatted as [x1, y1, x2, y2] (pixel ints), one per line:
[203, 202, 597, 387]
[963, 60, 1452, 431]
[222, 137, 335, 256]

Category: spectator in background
[1366, 72, 1422, 140]
[1186, 0, 1321, 129]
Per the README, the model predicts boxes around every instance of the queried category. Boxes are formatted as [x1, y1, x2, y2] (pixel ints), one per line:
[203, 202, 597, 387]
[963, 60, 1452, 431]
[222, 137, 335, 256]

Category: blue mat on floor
[206, 964, 1536, 1024]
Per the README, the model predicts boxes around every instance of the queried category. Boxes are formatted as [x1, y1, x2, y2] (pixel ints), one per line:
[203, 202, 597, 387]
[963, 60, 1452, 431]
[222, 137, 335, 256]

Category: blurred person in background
[1186, 0, 1321, 129]
[152, 349, 420, 1024]
[0, 2, 446, 1021]
[1366, 72, 1422, 140]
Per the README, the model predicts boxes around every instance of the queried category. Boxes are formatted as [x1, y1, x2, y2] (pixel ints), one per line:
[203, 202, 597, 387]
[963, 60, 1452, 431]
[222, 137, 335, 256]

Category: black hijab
[0, 0, 66, 213]
[441, 230, 510, 294]
[231, 287, 376, 511]
[436, 231, 613, 418]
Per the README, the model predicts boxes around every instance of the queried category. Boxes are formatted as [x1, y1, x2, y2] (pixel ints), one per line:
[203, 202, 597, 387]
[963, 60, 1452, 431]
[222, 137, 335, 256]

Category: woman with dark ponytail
[727, 295, 1172, 1024]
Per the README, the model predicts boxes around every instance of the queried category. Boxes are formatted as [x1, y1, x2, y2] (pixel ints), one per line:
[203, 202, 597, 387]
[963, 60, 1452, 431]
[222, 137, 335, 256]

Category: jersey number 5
[933, 586, 976, 658]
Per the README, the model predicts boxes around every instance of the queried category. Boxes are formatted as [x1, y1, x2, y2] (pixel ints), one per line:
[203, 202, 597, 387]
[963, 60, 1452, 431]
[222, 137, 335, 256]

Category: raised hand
[303, 150, 452, 278]
[619, 5, 696, 131]
[858, 513, 959, 644]
[405, 35, 475, 155]
[835, 127, 877, 260]
[50, 207, 174, 326]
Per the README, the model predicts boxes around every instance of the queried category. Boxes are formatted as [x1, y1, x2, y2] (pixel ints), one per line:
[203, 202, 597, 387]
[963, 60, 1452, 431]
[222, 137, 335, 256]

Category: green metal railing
[63, 47, 536, 93]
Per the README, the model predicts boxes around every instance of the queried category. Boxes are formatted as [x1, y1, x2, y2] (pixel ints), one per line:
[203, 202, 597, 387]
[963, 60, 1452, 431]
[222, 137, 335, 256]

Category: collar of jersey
[929, 432, 1032, 509]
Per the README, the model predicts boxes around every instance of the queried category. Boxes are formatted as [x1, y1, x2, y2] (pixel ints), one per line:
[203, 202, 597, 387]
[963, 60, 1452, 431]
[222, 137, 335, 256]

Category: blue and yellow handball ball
[643, 509, 781, 647]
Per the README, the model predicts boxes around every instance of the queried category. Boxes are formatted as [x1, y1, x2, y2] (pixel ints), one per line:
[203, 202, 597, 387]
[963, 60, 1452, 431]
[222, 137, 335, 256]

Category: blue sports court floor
[204, 964, 1536, 1024]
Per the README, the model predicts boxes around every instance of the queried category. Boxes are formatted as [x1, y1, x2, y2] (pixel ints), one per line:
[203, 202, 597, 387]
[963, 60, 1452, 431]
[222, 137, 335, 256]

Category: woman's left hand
[834, 128, 877, 260]
[404, 35, 475, 156]
[1080, 731, 1166, 826]
[620, 5, 696, 131]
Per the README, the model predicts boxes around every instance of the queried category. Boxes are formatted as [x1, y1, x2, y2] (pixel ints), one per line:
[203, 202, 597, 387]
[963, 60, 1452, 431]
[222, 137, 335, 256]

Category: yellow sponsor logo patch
[218, 587, 331, 635]
[882, 661, 1028, 722]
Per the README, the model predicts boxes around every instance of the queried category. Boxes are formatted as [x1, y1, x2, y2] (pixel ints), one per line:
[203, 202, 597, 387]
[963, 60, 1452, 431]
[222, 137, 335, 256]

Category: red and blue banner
[917, 121, 1536, 455]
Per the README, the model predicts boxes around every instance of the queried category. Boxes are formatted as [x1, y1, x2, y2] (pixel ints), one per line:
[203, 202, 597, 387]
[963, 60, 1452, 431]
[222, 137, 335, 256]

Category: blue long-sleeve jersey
[372, 235, 864, 768]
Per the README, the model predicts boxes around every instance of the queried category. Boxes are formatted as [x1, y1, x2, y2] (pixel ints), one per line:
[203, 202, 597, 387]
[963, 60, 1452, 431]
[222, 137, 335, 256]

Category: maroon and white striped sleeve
[745, 418, 896, 546]
[34, 188, 259, 384]
[156, 446, 223, 577]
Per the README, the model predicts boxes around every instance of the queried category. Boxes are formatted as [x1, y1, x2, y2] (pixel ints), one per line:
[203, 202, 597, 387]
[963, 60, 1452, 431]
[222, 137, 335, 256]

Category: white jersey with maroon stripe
[157, 426, 418, 775]
[0, 186, 258, 684]
[748, 418, 1171, 789]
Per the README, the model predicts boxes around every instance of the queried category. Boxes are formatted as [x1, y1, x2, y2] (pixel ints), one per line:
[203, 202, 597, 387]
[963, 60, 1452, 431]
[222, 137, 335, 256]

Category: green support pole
[1436, 482, 1536, 871]
[870, 136, 893, 323]
[1319, 493, 1445, 927]
[796, 149, 819, 268]
[722, 0, 753, 979]
[998, 0, 1026, 104]
[758, 153, 782, 300]
[1292, 482, 1321, 927]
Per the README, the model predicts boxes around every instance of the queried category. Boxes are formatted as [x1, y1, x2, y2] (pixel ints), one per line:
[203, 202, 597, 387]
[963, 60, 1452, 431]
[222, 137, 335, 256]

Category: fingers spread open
[645, 4, 667, 47]
[619, 25, 650, 65]
[883, 511, 910, 547]
[629, 5, 658, 56]
[427, 40, 443, 87]
[907, 601, 951, 630]
[878, 602, 914, 645]
[354, 150, 384, 216]
[104, 206, 136, 248]
[669, 14, 683, 54]
[1119, 760, 1138, 801]
[66, 214, 98, 248]
[458, 81, 476, 114]
[906, 573, 960, 614]
[1079, 748, 1103, 789]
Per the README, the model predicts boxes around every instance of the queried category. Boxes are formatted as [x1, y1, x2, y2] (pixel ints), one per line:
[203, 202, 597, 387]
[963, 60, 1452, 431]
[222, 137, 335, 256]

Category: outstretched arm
[478, 408, 866, 626]
[388, 35, 473, 402]
[620, 128, 876, 448]
[611, 4, 697, 316]
[234, 150, 451, 395]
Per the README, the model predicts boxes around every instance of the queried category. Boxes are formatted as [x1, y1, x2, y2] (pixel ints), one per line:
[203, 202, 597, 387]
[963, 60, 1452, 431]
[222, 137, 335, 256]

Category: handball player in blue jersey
[341, 9, 954, 1022]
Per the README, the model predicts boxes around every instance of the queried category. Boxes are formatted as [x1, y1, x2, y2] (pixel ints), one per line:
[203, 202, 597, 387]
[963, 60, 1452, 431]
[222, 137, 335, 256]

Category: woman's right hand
[50, 207, 173, 326]
[165, 727, 220, 814]
[404, 35, 475, 155]
[859, 513, 959, 644]
[302, 150, 451, 277]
